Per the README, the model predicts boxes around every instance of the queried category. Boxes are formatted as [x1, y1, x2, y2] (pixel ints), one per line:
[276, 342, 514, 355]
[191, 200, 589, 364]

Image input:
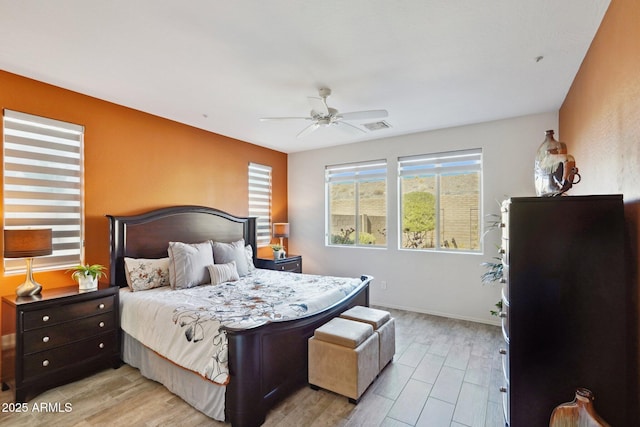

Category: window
[326, 160, 387, 247]
[3, 109, 84, 273]
[248, 162, 272, 247]
[398, 149, 482, 252]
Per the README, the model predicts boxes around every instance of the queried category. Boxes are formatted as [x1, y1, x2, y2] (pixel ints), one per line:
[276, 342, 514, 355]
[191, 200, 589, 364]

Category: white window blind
[3, 109, 84, 272]
[248, 162, 272, 247]
[398, 149, 482, 177]
[325, 159, 388, 183]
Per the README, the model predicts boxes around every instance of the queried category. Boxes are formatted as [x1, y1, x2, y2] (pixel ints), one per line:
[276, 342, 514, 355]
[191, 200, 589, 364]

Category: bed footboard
[224, 275, 371, 427]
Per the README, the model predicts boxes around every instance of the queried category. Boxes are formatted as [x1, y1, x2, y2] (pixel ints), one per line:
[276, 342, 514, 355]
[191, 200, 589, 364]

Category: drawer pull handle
[98, 303, 105, 309]
[99, 343, 105, 349]
[42, 360, 49, 367]
[99, 321, 105, 328]
[499, 348, 507, 355]
[499, 386, 508, 393]
[42, 336, 50, 343]
[42, 315, 50, 322]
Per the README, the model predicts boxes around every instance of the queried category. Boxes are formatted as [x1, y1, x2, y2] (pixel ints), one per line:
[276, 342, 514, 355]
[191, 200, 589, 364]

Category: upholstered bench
[308, 317, 379, 404]
[340, 306, 395, 372]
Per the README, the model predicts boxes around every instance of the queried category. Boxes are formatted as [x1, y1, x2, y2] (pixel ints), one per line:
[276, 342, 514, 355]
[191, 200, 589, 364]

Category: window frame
[398, 148, 483, 254]
[325, 159, 388, 248]
[3, 109, 85, 274]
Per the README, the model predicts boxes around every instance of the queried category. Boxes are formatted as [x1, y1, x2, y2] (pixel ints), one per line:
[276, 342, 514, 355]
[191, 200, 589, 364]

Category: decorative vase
[78, 274, 98, 291]
[534, 130, 581, 197]
[549, 388, 611, 427]
[273, 249, 286, 260]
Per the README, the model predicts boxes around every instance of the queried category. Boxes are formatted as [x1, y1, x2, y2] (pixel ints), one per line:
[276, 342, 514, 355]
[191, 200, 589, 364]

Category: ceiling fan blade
[307, 96, 329, 116]
[335, 121, 366, 134]
[259, 116, 312, 121]
[337, 109, 388, 121]
[296, 122, 319, 138]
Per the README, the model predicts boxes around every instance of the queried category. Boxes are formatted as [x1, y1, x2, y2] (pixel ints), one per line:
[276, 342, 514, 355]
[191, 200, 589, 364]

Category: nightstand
[256, 255, 302, 273]
[1, 283, 120, 402]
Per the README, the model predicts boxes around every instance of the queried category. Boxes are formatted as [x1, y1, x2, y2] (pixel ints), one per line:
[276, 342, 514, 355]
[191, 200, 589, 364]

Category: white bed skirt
[122, 331, 226, 421]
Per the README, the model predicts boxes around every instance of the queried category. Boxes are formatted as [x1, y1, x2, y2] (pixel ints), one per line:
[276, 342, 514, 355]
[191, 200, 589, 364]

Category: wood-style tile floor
[0, 307, 505, 427]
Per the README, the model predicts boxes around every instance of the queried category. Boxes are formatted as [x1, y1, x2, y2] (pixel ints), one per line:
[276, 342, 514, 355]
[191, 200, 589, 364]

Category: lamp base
[15, 258, 43, 297]
[16, 279, 43, 297]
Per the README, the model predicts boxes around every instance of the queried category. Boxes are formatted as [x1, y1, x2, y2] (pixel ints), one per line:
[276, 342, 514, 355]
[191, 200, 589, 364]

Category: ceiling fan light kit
[260, 88, 389, 137]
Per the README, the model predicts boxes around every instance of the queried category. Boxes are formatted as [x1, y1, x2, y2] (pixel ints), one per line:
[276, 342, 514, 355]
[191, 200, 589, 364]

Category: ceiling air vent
[363, 121, 391, 131]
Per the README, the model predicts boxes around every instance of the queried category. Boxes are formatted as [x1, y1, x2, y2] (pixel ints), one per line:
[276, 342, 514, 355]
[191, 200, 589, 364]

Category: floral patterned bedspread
[119, 269, 365, 384]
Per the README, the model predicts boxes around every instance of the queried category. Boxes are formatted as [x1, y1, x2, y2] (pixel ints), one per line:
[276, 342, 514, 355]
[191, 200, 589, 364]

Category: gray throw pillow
[168, 240, 214, 289]
[212, 239, 249, 276]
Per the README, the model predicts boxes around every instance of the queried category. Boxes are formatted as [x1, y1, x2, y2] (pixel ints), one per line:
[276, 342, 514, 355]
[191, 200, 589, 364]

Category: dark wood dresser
[499, 195, 632, 426]
[1, 283, 120, 402]
[256, 255, 302, 273]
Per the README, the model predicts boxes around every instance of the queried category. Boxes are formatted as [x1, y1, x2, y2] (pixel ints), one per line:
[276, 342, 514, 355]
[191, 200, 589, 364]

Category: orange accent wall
[0, 70, 288, 295]
[559, 0, 640, 417]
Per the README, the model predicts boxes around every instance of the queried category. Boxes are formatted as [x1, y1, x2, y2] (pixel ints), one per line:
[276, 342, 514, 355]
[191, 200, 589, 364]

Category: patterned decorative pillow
[207, 261, 240, 285]
[245, 244, 256, 273]
[212, 239, 249, 276]
[124, 257, 170, 291]
[168, 240, 214, 289]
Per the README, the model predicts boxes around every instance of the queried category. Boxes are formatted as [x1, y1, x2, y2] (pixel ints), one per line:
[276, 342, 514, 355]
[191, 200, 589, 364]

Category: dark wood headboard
[107, 206, 257, 287]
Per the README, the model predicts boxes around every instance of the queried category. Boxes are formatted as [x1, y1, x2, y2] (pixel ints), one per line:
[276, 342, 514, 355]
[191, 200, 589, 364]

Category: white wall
[288, 112, 558, 325]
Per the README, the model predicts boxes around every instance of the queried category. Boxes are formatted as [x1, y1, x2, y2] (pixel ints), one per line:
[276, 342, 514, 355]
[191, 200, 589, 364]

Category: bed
[107, 205, 371, 427]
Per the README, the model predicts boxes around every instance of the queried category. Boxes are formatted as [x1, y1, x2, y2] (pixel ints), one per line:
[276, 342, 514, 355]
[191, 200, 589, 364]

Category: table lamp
[272, 222, 290, 248]
[4, 228, 52, 296]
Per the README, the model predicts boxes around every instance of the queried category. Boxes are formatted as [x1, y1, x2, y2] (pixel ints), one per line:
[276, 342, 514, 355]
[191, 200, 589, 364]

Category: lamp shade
[4, 228, 53, 258]
[272, 223, 290, 238]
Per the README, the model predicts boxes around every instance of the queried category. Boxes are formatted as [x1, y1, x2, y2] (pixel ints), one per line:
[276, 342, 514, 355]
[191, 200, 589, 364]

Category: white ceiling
[0, 1, 610, 153]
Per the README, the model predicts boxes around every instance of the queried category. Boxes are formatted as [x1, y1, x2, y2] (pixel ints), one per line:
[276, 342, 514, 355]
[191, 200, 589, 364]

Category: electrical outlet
[380, 280, 387, 290]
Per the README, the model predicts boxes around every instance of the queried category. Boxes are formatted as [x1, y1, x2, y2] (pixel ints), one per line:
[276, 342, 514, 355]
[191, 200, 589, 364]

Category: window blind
[398, 148, 482, 177]
[248, 162, 272, 247]
[3, 109, 84, 272]
[325, 159, 387, 183]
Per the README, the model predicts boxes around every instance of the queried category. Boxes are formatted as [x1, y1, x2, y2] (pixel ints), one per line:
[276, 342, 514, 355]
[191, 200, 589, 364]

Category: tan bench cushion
[314, 317, 373, 349]
[341, 306, 391, 330]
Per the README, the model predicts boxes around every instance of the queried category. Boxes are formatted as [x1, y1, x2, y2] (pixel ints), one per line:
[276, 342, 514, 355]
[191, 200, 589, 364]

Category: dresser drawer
[256, 256, 302, 273]
[501, 265, 509, 301]
[23, 332, 117, 380]
[502, 385, 510, 426]
[23, 312, 116, 355]
[277, 260, 301, 272]
[23, 295, 115, 331]
[500, 237, 509, 266]
[500, 289, 509, 341]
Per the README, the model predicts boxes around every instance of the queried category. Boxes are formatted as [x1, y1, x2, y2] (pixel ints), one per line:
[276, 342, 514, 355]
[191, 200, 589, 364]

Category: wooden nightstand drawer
[256, 255, 302, 273]
[23, 312, 116, 354]
[23, 332, 117, 381]
[23, 295, 115, 331]
[276, 260, 301, 272]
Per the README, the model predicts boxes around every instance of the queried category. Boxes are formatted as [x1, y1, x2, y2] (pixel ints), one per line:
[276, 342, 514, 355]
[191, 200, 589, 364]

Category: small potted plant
[67, 264, 106, 291]
[269, 244, 285, 260]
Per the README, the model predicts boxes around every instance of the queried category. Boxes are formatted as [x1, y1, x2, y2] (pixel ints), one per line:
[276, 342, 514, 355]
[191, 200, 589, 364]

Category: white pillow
[124, 257, 170, 291]
[168, 241, 214, 289]
[207, 261, 240, 285]
[212, 239, 249, 276]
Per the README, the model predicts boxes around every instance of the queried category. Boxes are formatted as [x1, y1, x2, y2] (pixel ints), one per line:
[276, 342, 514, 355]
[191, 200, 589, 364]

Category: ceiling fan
[260, 88, 388, 137]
